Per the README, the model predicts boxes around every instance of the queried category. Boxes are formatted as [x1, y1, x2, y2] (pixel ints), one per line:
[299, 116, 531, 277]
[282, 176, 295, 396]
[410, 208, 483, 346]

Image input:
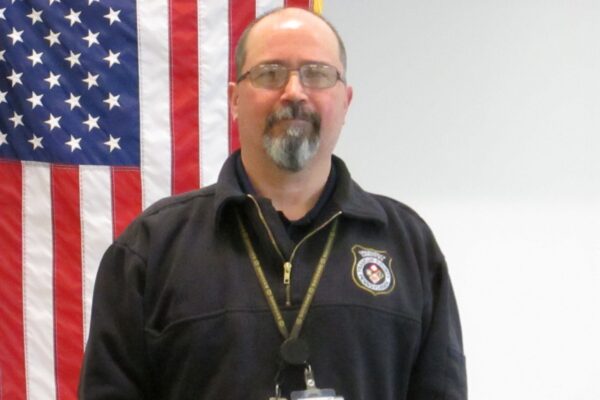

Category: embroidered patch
[351, 245, 395, 295]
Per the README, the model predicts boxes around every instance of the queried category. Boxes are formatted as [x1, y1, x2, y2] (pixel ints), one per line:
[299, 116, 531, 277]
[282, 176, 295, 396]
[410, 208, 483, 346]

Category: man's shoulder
[361, 189, 438, 240]
[115, 184, 219, 244]
[142, 184, 217, 219]
[370, 192, 427, 225]
[332, 156, 430, 230]
[362, 191, 445, 262]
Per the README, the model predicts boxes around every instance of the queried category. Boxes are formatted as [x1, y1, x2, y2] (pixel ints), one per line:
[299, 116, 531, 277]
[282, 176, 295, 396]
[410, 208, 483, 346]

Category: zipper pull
[283, 261, 292, 306]
[283, 261, 292, 285]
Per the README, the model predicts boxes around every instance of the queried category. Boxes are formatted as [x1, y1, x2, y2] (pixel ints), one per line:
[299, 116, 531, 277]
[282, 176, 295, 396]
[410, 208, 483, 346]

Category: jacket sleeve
[407, 237, 468, 399]
[78, 242, 151, 400]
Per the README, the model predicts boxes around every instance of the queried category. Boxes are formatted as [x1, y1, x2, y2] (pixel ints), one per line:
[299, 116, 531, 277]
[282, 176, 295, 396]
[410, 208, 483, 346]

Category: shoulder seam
[111, 241, 148, 265]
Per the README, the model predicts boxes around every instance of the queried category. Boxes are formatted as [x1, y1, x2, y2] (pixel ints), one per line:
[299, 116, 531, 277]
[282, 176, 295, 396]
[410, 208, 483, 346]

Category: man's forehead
[244, 9, 340, 64]
[277, 17, 303, 30]
[248, 9, 336, 45]
[254, 8, 329, 30]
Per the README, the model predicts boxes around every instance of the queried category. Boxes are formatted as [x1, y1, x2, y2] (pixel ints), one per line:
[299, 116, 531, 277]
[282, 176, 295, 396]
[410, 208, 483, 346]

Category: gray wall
[323, 1, 600, 399]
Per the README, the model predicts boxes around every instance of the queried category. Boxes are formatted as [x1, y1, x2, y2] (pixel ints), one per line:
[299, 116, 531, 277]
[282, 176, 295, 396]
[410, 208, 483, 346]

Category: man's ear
[228, 82, 239, 120]
[345, 84, 353, 109]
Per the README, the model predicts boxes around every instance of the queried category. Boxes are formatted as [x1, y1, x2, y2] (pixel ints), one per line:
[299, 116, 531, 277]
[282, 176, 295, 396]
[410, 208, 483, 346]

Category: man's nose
[281, 71, 308, 102]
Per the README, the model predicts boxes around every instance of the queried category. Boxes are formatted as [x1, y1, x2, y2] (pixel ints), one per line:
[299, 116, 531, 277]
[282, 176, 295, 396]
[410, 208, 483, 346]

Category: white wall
[323, 1, 600, 399]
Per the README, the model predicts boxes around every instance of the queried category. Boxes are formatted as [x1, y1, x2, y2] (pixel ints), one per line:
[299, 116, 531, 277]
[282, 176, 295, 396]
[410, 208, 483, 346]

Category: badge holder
[289, 365, 343, 400]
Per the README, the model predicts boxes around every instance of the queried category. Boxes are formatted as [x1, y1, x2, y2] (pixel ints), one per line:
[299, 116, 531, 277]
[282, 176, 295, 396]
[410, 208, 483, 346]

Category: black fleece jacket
[79, 152, 467, 399]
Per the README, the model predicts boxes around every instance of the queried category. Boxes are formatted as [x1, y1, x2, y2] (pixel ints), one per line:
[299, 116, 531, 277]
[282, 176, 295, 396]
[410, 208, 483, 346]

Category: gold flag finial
[312, 0, 323, 14]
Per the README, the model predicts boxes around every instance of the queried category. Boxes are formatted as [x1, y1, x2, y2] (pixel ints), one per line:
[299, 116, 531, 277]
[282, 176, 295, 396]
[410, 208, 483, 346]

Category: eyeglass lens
[249, 64, 339, 89]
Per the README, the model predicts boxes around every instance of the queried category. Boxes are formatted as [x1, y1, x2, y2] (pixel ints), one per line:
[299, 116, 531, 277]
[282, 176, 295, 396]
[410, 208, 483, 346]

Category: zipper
[283, 261, 292, 306]
[247, 194, 342, 307]
[285, 212, 342, 305]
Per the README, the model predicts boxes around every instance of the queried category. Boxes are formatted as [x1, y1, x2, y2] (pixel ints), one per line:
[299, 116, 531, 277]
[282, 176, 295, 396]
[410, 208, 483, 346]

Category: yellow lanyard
[236, 211, 339, 341]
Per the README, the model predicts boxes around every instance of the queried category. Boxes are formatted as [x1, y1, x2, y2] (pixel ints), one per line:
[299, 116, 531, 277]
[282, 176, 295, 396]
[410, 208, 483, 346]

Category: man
[79, 7, 466, 400]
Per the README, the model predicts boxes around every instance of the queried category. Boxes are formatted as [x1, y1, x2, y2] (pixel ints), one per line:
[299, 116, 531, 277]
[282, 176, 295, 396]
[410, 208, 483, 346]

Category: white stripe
[23, 163, 56, 400]
[80, 166, 113, 343]
[256, 0, 285, 16]
[138, 0, 172, 207]
[198, 1, 230, 186]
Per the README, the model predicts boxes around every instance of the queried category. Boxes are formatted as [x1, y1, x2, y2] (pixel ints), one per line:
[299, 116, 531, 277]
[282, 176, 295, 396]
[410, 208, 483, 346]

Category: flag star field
[0, 0, 139, 166]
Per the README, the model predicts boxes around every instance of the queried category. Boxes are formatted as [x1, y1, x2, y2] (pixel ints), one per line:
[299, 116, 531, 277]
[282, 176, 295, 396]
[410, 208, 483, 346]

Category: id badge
[290, 388, 342, 400]
[289, 366, 344, 400]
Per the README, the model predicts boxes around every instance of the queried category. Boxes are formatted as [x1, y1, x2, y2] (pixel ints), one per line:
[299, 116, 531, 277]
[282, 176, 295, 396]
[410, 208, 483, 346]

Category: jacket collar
[213, 151, 388, 227]
[329, 155, 387, 226]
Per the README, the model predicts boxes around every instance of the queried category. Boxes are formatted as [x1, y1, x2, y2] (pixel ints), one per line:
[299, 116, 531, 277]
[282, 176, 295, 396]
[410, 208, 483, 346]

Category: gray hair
[234, 7, 347, 80]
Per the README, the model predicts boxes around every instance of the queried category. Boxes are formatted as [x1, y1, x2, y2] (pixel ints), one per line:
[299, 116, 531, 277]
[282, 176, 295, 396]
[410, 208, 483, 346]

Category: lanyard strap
[236, 211, 339, 340]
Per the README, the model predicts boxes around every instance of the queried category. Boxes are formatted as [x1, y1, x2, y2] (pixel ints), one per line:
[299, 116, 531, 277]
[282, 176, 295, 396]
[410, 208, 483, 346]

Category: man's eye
[304, 65, 332, 78]
[260, 70, 278, 79]
[256, 66, 283, 80]
[304, 70, 325, 79]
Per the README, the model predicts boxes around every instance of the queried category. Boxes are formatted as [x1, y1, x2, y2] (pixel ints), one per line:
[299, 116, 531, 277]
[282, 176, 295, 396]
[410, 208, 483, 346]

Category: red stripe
[0, 161, 26, 400]
[51, 165, 84, 400]
[286, 0, 311, 8]
[112, 168, 142, 239]
[228, 0, 256, 153]
[169, 0, 200, 194]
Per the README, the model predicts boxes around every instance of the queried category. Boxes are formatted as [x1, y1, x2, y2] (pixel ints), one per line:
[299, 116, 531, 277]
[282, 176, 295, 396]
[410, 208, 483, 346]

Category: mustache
[265, 102, 321, 131]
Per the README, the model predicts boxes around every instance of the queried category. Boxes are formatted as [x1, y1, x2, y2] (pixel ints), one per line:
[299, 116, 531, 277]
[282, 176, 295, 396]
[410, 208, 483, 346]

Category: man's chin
[263, 135, 319, 173]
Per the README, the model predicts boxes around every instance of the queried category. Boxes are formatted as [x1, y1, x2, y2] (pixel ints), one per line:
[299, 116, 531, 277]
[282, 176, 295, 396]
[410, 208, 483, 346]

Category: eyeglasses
[237, 63, 345, 89]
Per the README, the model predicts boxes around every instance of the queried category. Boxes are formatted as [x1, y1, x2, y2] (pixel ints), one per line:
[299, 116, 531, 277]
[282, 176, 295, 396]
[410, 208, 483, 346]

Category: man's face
[229, 9, 353, 172]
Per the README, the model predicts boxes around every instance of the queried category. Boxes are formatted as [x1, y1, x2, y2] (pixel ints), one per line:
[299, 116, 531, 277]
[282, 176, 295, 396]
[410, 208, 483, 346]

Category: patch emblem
[351, 245, 395, 295]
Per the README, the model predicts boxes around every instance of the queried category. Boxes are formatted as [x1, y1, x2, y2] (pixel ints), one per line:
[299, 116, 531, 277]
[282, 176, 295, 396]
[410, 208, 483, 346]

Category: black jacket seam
[145, 303, 421, 337]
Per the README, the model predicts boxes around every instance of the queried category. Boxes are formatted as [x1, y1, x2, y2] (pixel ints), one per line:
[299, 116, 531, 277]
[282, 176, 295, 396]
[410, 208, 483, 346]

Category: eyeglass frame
[236, 62, 346, 89]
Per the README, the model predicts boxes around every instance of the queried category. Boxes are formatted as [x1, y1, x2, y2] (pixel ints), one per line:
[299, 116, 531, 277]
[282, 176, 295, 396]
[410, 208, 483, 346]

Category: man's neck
[241, 152, 331, 221]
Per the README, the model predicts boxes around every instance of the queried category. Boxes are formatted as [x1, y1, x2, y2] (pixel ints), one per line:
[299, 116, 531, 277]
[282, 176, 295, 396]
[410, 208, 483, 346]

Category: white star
[88, 0, 100, 5]
[0, 131, 8, 147]
[49, 0, 61, 5]
[82, 72, 99, 89]
[45, 30, 61, 47]
[7, 27, 24, 45]
[103, 93, 121, 110]
[0, 8, 6, 20]
[65, 51, 81, 68]
[65, 93, 82, 110]
[29, 134, 44, 150]
[104, 7, 121, 25]
[27, 49, 44, 66]
[103, 50, 121, 68]
[66, 135, 82, 152]
[104, 135, 121, 152]
[0, 90, 7, 104]
[27, 8, 43, 25]
[64, 8, 82, 26]
[83, 114, 100, 131]
[82, 30, 100, 47]
[9, 111, 24, 128]
[7, 69, 23, 87]
[27, 91, 44, 109]
[45, 113, 62, 131]
[45, 71, 61, 88]
[0, 50, 5, 61]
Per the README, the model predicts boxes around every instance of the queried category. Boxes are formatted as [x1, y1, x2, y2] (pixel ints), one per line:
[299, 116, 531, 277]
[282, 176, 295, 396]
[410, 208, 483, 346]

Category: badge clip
[269, 383, 288, 400]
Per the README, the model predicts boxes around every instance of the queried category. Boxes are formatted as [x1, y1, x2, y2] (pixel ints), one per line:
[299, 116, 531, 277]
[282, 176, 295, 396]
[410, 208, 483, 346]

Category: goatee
[263, 102, 321, 172]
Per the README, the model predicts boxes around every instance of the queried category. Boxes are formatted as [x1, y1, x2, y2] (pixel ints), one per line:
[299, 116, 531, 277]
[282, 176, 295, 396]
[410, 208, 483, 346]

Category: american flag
[0, 1, 321, 399]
